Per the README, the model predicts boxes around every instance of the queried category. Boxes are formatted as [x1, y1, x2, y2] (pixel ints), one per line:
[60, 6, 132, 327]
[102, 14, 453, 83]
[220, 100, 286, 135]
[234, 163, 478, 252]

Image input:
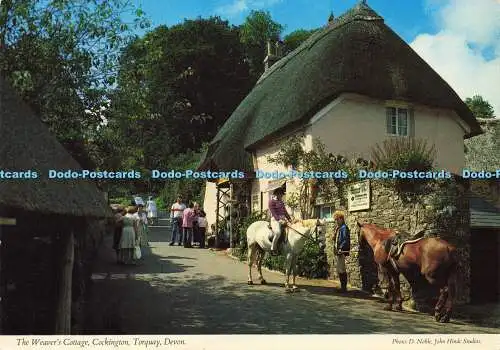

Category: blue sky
[130, 0, 438, 43]
[125, 0, 500, 116]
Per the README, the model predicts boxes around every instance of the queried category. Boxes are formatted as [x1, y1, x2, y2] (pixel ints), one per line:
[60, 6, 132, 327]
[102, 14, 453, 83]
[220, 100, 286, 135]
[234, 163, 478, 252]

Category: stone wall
[324, 178, 471, 310]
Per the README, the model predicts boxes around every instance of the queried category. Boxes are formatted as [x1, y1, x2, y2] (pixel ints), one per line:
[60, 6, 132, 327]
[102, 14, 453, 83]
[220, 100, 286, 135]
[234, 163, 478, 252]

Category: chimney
[328, 11, 335, 24]
[263, 39, 283, 71]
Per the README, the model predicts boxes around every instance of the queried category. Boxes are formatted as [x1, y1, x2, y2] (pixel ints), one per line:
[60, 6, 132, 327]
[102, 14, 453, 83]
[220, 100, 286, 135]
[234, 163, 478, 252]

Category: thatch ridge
[198, 2, 482, 173]
[257, 2, 384, 85]
[0, 77, 112, 218]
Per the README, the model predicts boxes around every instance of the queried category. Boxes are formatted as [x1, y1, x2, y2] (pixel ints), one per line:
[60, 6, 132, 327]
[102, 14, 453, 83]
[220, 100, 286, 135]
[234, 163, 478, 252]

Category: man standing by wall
[169, 196, 186, 246]
[333, 210, 350, 292]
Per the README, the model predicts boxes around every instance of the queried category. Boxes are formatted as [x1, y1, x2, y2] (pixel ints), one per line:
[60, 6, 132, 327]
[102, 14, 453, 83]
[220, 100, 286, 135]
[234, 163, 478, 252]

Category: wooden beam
[54, 231, 75, 334]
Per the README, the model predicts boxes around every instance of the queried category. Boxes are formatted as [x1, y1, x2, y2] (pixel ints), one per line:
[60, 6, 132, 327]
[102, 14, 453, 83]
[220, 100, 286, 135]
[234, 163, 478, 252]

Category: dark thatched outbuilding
[468, 195, 500, 304]
[0, 80, 110, 216]
[198, 2, 482, 172]
[0, 77, 112, 334]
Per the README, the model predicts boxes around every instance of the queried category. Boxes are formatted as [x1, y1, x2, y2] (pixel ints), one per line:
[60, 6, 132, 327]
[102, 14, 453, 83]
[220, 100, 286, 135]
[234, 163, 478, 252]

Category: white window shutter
[386, 108, 393, 134]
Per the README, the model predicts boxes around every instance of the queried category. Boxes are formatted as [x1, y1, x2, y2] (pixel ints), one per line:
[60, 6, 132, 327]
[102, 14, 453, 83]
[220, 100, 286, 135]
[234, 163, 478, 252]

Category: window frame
[252, 193, 260, 213]
[315, 205, 333, 219]
[386, 106, 411, 137]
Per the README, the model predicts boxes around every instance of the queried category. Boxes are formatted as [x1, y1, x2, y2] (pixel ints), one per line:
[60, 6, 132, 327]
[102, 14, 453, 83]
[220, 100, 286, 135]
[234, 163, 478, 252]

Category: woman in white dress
[146, 196, 158, 225]
[118, 206, 139, 265]
[135, 204, 149, 258]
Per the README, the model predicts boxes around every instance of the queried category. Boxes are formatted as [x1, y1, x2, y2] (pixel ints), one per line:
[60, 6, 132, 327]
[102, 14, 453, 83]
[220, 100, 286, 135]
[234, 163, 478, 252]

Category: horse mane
[298, 219, 318, 228]
[360, 223, 396, 239]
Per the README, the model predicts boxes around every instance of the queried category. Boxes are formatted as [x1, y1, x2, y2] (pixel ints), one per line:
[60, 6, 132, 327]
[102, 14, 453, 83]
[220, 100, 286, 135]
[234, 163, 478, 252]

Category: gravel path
[84, 222, 499, 334]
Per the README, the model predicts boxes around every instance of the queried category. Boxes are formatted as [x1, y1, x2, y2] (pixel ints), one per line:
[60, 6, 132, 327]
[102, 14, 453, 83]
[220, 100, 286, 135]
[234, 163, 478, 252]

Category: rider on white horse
[269, 187, 292, 255]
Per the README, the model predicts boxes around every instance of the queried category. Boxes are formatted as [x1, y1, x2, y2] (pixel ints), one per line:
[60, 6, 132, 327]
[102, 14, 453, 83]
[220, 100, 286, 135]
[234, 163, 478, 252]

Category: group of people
[111, 190, 350, 291]
[268, 186, 351, 293]
[169, 196, 208, 248]
[112, 204, 149, 265]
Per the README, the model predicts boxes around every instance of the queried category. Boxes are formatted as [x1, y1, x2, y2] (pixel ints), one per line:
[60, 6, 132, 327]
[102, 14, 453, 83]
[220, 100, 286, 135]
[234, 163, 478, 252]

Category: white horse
[246, 218, 326, 292]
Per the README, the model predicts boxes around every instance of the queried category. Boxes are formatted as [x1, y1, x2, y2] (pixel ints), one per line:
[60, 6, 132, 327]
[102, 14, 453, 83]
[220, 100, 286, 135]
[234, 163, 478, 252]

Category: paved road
[84, 221, 499, 334]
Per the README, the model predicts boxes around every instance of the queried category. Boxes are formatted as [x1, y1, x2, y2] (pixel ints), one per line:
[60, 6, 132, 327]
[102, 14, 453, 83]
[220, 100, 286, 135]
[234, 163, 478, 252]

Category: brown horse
[356, 222, 458, 323]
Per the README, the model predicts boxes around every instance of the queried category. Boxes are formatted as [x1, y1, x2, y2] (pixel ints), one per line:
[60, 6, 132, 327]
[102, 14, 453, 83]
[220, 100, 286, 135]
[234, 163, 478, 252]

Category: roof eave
[464, 129, 483, 139]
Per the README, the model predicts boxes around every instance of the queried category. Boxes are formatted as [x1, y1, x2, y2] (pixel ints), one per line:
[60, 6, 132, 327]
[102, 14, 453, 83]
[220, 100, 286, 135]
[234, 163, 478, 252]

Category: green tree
[283, 29, 317, 54]
[465, 95, 495, 119]
[239, 10, 283, 80]
[108, 17, 253, 195]
[158, 148, 207, 209]
[112, 18, 252, 155]
[0, 0, 150, 167]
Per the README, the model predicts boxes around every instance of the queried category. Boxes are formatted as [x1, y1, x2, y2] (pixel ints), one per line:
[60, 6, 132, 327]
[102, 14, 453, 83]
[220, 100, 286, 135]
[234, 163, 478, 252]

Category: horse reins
[285, 223, 320, 241]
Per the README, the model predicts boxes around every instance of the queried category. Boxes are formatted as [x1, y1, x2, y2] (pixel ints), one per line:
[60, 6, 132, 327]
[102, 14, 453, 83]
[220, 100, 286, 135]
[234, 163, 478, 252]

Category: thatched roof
[198, 2, 482, 172]
[476, 117, 499, 126]
[0, 77, 112, 218]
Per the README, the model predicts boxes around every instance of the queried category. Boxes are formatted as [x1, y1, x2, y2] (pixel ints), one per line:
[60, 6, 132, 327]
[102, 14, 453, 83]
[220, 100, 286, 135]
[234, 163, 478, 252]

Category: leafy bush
[370, 138, 436, 193]
[262, 237, 328, 279]
[155, 196, 167, 211]
[371, 138, 435, 172]
[263, 254, 286, 271]
[295, 238, 328, 278]
[109, 197, 133, 206]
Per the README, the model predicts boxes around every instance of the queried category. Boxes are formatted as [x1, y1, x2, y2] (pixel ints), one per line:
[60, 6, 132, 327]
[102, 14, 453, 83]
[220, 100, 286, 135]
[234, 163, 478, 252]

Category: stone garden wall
[324, 178, 470, 311]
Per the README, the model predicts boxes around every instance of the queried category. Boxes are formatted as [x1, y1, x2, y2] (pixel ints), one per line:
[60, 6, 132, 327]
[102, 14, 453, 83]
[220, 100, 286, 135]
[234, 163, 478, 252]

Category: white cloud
[215, 0, 282, 17]
[410, 0, 500, 116]
[216, 0, 248, 16]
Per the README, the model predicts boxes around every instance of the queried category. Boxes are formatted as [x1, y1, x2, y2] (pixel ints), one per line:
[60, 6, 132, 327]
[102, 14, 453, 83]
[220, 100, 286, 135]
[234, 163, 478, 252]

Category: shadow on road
[84, 236, 496, 334]
[83, 224, 498, 334]
[163, 255, 197, 260]
[85, 271, 492, 334]
[257, 281, 383, 302]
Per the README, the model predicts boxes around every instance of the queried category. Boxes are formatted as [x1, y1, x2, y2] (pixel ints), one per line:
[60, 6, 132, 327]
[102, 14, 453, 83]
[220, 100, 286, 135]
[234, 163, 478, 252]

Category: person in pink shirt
[182, 202, 197, 248]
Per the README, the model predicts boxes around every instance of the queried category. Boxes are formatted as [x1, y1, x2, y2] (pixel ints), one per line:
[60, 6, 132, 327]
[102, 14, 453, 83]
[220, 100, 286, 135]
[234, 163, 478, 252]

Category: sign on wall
[348, 180, 370, 212]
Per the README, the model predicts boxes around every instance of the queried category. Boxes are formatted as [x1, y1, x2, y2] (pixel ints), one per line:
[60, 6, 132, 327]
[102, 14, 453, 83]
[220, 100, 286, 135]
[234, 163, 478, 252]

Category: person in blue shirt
[334, 210, 350, 292]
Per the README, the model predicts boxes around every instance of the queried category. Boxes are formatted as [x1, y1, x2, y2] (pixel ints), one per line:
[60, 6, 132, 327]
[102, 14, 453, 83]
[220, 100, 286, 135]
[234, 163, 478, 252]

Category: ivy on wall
[266, 135, 441, 215]
[267, 135, 360, 218]
[370, 137, 437, 198]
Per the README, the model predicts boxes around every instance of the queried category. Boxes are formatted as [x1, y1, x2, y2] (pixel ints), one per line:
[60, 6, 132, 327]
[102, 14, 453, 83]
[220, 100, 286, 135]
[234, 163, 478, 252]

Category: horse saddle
[385, 229, 428, 260]
[268, 225, 287, 246]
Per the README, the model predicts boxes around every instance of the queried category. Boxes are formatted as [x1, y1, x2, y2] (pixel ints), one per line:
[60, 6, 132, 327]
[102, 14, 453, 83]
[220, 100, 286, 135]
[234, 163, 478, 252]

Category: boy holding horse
[334, 210, 350, 292]
[269, 186, 292, 255]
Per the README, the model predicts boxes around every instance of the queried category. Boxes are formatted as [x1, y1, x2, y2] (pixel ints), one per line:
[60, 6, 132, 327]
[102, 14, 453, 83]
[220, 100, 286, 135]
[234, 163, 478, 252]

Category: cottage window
[316, 205, 333, 219]
[386, 107, 411, 136]
[252, 194, 260, 212]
